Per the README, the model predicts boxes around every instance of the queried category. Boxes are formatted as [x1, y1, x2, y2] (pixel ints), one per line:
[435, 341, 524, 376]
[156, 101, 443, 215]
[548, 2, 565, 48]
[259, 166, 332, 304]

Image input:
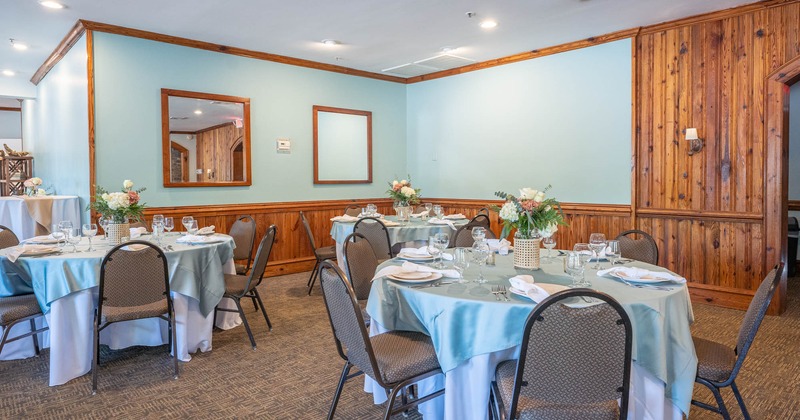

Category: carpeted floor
[1, 271, 798, 419]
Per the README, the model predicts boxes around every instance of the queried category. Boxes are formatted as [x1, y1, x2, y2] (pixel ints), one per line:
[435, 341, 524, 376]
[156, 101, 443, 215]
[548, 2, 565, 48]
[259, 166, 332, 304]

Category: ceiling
[0, 0, 761, 98]
[168, 95, 243, 132]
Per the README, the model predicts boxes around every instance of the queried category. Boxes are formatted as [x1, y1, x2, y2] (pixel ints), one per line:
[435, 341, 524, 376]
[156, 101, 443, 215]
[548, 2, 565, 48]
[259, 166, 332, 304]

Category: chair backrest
[344, 205, 362, 217]
[615, 229, 658, 265]
[130, 220, 148, 231]
[229, 215, 256, 262]
[353, 217, 393, 260]
[477, 207, 490, 217]
[510, 289, 632, 418]
[318, 261, 381, 384]
[451, 216, 496, 247]
[299, 211, 318, 251]
[237, 225, 277, 295]
[0, 225, 19, 249]
[414, 204, 429, 214]
[731, 263, 783, 380]
[99, 241, 170, 311]
[343, 233, 378, 300]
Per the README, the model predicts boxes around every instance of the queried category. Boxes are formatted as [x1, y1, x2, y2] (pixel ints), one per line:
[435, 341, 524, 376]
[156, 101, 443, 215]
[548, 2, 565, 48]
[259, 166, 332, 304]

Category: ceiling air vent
[382, 54, 476, 77]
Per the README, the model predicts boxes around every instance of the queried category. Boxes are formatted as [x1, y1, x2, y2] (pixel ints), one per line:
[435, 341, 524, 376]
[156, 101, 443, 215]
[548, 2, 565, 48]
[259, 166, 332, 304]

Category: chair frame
[318, 261, 445, 420]
[0, 224, 20, 249]
[300, 211, 336, 295]
[490, 288, 633, 420]
[615, 229, 659, 265]
[344, 205, 362, 217]
[214, 225, 277, 349]
[92, 240, 177, 394]
[451, 214, 494, 247]
[0, 302, 48, 357]
[343, 232, 375, 301]
[231, 215, 257, 275]
[352, 216, 393, 259]
[690, 263, 784, 420]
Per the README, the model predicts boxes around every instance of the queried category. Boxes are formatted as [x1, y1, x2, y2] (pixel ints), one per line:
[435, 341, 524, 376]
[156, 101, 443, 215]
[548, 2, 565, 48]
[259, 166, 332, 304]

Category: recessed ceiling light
[39, 1, 65, 9]
[321, 39, 340, 46]
[10, 39, 28, 51]
[480, 20, 498, 29]
[2, 70, 15, 77]
[193, 110, 203, 115]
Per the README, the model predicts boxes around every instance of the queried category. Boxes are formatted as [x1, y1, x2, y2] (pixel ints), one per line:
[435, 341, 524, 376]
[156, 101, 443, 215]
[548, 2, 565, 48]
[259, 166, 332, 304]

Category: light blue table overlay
[0, 235, 235, 317]
[367, 254, 697, 417]
[330, 216, 468, 245]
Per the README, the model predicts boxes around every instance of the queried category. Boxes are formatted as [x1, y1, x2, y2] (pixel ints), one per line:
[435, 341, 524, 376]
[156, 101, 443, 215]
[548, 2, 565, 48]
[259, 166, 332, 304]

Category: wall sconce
[685, 128, 703, 155]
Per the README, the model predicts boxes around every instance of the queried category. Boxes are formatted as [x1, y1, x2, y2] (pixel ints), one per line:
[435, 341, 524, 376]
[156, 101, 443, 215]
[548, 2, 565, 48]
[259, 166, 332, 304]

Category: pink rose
[520, 200, 536, 211]
[127, 191, 140, 204]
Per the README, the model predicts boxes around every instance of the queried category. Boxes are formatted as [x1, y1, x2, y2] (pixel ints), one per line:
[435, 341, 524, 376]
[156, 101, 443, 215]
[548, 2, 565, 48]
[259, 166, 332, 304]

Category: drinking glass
[82, 223, 97, 252]
[606, 240, 621, 266]
[427, 236, 441, 267]
[573, 243, 592, 286]
[588, 233, 607, 269]
[67, 228, 81, 253]
[471, 227, 486, 244]
[566, 252, 586, 288]
[98, 217, 109, 240]
[542, 235, 557, 261]
[51, 224, 65, 248]
[424, 203, 433, 216]
[164, 217, 174, 236]
[181, 216, 194, 232]
[453, 248, 469, 283]
[152, 214, 164, 225]
[434, 232, 449, 268]
[472, 241, 490, 283]
[367, 204, 378, 217]
[186, 220, 198, 235]
[152, 221, 164, 245]
[58, 220, 73, 239]
[433, 205, 444, 220]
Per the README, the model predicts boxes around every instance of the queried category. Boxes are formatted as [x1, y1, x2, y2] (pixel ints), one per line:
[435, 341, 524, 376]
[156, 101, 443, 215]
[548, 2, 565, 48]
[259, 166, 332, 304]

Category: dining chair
[92, 240, 177, 394]
[215, 225, 277, 350]
[129, 220, 148, 231]
[343, 233, 376, 327]
[300, 211, 337, 295]
[0, 224, 20, 249]
[352, 217, 393, 260]
[691, 263, 783, 420]
[477, 207, 490, 217]
[230, 215, 257, 276]
[451, 215, 496, 247]
[615, 229, 658, 265]
[490, 289, 633, 420]
[318, 261, 445, 420]
[344, 205, 361, 217]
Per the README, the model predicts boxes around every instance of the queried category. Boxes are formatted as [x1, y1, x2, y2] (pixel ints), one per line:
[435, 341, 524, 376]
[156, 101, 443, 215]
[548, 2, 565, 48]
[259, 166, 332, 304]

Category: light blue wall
[29, 35, 90, 220]
[0, 110, 21, 138]
[92, 33, 407, 207]
[407, 39, 632, 204]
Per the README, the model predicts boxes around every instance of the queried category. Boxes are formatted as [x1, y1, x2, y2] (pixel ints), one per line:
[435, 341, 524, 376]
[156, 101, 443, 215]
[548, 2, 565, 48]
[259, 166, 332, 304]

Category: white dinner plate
[390, 271, 433, 280]
[607, 271, 681, 284]
[20, 247, 61, 257]
[443, 214, 467, 220]
[178, 237, 227, 245]
[24, 236, 60, 245]
[427, 219, 452, 225]
[387, 272, 443, 283]
[508, 283, 569, 300]
[397, 252, 435, 262]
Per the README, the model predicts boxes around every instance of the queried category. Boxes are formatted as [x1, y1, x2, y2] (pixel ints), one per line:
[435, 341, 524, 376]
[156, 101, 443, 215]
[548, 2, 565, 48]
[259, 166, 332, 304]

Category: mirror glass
[161, 89, 251, 187]
[313, 105, 372, 184]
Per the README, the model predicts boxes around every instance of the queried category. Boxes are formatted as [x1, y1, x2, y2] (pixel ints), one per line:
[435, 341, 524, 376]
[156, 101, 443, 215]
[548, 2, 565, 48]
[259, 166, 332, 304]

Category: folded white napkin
[130, 227, 147, 238]
[176, 234, 208, 243]
[331, 215, 360, 223]
[410, 211, 429, 218]
[597, 266, 686, 283]
[197, 225, 215, 235]
[399, 246, 454, 260]
[486, 239, 511, 255]
[372, 261, 460, 281]
[6, 244, 59, 262]
[122, 244, 149, 251]
[508, 275, 551, 303]
[380, 219, 401, 227]
[444, 214, 466, 220]
[24, 234, 61, 244]
[428, 218, 457, 230]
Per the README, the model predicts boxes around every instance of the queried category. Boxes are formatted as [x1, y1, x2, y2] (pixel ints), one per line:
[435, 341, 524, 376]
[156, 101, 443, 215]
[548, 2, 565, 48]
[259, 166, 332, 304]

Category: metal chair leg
[170, 308, 179, 380]
[708, 383, 732, 420]
[253, 288, 272, 331]
[91, 312, 100, 394]
[234, 298, 257, 350]
[327, 362, 352, 420]
[29, 318, 40, 356]
[731, 381, 751, 420]
[383, 384, 404, 420]
[251, 296, 259, 311]
[307, 260, 320, 295]
[307, 260, 319, 286]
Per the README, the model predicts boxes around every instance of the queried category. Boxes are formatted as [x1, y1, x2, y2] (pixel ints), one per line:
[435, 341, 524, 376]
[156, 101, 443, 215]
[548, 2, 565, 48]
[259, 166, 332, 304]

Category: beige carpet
[1, 272, 798, 419]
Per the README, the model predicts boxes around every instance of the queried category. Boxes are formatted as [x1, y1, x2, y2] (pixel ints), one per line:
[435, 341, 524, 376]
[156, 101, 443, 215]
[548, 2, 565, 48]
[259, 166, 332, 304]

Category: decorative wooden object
[0, 156, 33, 196]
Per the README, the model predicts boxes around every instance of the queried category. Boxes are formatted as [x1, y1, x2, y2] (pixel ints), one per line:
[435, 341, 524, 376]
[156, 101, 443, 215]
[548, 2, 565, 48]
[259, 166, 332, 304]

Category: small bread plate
[607, 271, 679, 284]
[387, 272, 443, 283]
[24, 236, 60, 245]
[509, 283, 569, 300]
[19, 247, 61, 257]
[397, 252, 435, 262]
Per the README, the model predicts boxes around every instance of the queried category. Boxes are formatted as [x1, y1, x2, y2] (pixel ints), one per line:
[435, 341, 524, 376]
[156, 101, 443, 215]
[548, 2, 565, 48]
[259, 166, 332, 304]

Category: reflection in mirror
[161, 89, 251, 187]
[313, 105, 372, 184]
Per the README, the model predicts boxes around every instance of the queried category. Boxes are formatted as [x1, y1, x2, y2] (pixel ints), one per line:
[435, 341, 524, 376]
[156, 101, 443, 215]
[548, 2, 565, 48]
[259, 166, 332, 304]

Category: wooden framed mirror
[161, 89, 251, 187]
[313, 105, 372, 184]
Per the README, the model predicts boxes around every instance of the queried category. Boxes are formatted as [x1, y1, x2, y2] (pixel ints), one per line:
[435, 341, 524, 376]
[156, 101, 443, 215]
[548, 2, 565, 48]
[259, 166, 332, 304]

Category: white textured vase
[106, 222, 130, 245]
[513, 234, 542, 270]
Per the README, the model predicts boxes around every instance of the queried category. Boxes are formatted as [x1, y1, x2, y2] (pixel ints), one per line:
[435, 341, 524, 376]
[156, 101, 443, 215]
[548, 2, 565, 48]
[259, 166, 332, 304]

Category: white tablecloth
[0, 195, 81, 240]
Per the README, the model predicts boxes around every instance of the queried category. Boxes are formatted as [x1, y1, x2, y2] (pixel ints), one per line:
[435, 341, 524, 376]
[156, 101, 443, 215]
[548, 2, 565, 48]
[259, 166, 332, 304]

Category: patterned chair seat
[316, 245, 337, 260]
[101, 300, 168, 324]
[370, 330, 440, 385]
[693, 336, 736, 382]
[0, 294, 42, 326]
[224, 273, 256, 295]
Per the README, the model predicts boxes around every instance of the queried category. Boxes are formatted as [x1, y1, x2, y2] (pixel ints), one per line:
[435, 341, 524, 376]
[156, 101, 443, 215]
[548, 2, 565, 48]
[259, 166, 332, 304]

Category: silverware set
[410, 281, 453, 289]
[617, 277, 675, 291]
[491, 285, 510, 301]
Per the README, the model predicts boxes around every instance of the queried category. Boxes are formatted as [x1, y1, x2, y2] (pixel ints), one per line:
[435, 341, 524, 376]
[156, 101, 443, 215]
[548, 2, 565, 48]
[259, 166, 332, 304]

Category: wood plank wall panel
[195, 124, 243, 182]
[635, 2, 800, 312]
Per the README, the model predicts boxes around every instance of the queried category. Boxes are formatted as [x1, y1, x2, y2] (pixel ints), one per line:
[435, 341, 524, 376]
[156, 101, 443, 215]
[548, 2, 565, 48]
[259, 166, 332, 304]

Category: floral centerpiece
[387, 177, 421, 206]
[23, 177, 43, 196]
[88, 180, 146, 245]
[491, 186, 567, 270]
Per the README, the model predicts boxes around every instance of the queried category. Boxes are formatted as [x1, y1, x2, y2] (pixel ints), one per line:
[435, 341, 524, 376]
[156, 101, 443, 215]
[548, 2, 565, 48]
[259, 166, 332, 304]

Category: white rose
[36, 188, 46, 196]
[534, 191, 546, 203]
[31, 177, 42, 186]
[400, 186, 416, 198]
[392, 180, 399, 187]
[101, 193, 111, 201]
[401, 179, 409, 186]
[519, 188, 538, 200]
[123, 180, 134, 189]
[540, 222, 558, 238]
[499, 202, 519, 222]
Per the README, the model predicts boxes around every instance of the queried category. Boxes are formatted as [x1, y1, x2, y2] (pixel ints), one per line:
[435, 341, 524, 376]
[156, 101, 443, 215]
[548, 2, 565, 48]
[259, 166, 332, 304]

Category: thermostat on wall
[276, 138, 291, 153]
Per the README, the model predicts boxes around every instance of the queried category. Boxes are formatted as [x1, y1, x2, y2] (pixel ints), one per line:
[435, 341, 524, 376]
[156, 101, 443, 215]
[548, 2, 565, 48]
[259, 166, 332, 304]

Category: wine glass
[186, 220, 198, 235]
[606, 240, 621, 266]
[453, 248, 469, 283]
[59, 220, 73, 240]
[588, 233, 607, 269]
[566, 252, 586, 288]
[51, 224, 65, 248]
[471, 227, 486, 244]
[367, 204, 377, 217]
[434, 232, 449, 268]
[152, 214, 164, 225]
[182, 216, 194, 233]
[67, 228, 81, 253]
[433, 205, 444, 220]
[424, 203, 433, 217]
[472, 241, 490, 283]
[98, 217, 109, 240]
[542, 235, 557, 261]
[573, 243, 592, 287]
[82, 223, 97, 252]
[427, 236, 441, 267]
[164, 217, 174, 236]
[151, 221, 164, 245]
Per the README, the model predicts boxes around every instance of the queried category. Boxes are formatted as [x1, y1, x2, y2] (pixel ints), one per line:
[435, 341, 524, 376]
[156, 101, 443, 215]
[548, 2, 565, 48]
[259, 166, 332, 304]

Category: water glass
[186, 220, 198, 235]
[367, 204, 378, 217]
[98, 217, 109, 239]
[152, 214, 164, 225]
[453, 248, 469, 283]
[152, 221, 164, 245]
[573, 243, 592, 287]
[606, 240, 621, 265]
[588, 233, 607, 269]
[82, 223, 97, 252]
[566, 252, 586, 288]
[59, 220, 73, 240]
[51, 224, 66, 248]
[181, 216, 194, 232]
[471, 227, 486, 244]
[434, 232, 449, 268]
[427, 236, 442, 266]
[433, 205, 444, 219]
[472, 241, 490, 283]
[67, 228, 81, 253]
[164, 217, 174, 235]
[543, 236, 557, 261]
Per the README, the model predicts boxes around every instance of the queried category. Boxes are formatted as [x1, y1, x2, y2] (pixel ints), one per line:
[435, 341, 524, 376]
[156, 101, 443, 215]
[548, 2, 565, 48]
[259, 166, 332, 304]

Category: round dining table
[0, 233, 241, 386]
[365, 251, 697, 420]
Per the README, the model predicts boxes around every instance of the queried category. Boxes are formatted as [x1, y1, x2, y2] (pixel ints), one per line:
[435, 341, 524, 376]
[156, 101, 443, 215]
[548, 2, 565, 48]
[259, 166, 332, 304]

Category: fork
[499, 285, 510, 301]
[491, 286, 502, 301]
